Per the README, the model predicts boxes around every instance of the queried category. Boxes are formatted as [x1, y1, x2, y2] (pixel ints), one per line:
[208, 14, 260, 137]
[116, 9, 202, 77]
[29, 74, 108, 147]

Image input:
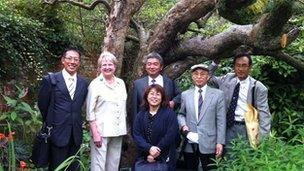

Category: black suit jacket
[131, 75, 181, 121]
[38, 71, 88, 147]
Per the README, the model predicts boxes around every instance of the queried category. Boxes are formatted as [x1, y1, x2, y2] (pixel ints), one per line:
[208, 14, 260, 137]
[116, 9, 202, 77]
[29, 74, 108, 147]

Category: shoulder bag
[30, 73, 56, 168]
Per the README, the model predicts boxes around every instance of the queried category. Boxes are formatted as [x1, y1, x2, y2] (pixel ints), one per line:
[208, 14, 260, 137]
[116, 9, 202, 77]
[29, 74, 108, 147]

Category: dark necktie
[151, 79, 156, 85]
[227, 83, 240, 127]
[198, 89, 203, 117]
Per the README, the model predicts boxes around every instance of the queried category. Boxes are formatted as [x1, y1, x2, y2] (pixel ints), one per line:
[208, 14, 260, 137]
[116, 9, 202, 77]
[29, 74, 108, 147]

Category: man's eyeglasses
[235, 64, 250, 68]
[64, 57, 80, 62]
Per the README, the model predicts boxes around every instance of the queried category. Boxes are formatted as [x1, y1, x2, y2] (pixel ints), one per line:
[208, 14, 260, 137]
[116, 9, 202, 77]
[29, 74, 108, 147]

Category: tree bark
[147, 0, 216, 55]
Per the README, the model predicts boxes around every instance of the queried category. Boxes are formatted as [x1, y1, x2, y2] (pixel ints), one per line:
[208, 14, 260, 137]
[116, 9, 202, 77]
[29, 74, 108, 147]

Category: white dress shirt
[62, 69, 77, 99]
[235, 77, 250, 121]
[86, 75, 127, 137]
[148, 75, 164, 87]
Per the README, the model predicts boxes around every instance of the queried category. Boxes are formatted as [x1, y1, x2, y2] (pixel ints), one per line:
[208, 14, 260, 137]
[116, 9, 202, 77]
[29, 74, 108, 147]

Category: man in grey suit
[208, 53, 271, 149]
[178, 64, 226, 171]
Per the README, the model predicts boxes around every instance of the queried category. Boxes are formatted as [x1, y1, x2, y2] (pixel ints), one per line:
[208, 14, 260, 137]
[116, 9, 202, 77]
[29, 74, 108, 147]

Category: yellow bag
[244, 104, 259, 149]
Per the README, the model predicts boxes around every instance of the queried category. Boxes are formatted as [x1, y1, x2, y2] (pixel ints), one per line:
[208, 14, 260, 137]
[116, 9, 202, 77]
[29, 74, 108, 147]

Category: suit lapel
[187, 89, 196, 122]
[73, 76, 84, 101]
[247, 76, 256, 104]
[198, 86, 214, 123]
[57, 72, 71, 100]
[143, 76, 149, 87]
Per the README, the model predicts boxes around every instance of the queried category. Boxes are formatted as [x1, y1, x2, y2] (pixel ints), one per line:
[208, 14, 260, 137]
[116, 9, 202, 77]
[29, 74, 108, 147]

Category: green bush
[0, 1, 82, 84]
[216, 132, 304, 170]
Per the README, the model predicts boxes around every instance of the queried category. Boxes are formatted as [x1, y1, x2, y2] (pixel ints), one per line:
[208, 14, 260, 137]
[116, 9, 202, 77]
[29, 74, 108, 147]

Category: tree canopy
[42, 0, 304, 86]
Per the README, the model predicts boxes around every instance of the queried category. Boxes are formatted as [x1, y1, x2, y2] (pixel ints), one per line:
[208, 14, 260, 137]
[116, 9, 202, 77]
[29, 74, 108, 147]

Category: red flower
[0, 133, 5, 140]
[7, 131, 15, 141]
[20, 160, 27, 170]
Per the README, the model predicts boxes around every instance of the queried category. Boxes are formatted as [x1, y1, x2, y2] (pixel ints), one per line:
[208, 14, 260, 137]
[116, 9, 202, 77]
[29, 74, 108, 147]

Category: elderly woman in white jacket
[86, 51, 127, 171]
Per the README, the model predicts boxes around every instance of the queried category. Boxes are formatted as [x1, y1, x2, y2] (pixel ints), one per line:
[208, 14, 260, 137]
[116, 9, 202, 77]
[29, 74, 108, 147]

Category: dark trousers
[48, 136, 80, 171]
[183, 145, 216, 171]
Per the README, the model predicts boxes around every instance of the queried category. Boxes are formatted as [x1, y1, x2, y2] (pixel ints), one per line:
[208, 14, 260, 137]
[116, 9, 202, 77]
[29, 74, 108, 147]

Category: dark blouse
[133, 107, 179, 160]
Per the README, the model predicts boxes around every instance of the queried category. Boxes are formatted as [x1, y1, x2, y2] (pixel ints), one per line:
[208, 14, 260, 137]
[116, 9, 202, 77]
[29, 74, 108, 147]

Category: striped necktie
[198, 89, 203, 117]
[68, 77, 75, 99]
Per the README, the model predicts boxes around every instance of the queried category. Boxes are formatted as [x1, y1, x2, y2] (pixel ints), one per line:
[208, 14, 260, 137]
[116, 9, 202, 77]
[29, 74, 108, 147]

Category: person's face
[61, 50, 80, 75]
[145, 58, 163, 78]
[147, 88, 162, 108]
[100, 60, 116, 78]
[192, 69, 210, 88]
[234, 56, 251, 81]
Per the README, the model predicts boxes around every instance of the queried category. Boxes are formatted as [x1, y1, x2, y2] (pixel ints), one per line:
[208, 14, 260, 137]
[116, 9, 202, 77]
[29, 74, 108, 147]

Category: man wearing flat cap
[177, 64, 226, 171]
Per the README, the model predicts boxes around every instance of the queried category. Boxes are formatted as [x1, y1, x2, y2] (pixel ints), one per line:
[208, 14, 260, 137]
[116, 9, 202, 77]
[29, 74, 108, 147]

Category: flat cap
[190, 64, 209, 72]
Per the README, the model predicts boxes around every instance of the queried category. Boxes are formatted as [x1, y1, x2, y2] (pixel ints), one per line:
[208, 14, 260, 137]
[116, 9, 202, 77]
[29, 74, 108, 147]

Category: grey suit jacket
[208, 64, 271, 136]
[178, 86, 226, 154]
[131, 75, 181, 120]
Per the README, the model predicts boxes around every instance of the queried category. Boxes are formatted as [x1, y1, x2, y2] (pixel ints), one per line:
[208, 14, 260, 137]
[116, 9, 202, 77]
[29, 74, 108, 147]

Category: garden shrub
[216, 133, 304, 170]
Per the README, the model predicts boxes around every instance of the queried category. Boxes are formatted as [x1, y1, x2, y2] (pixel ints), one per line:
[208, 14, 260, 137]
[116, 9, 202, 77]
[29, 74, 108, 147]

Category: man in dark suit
[131, 52, 181, 119]
[38, 48, 88, 171]
[131, 52, 181, 170]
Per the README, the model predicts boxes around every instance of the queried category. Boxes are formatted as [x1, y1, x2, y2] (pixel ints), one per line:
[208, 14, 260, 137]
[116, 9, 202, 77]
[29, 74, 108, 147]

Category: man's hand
[182, 125, 189, 132]
[215, 144, 223, 158]
[94, 141, 102, 148]
[149, 146, 161, 158]
[147, 155, 156, 163]
[168, 100, 175, 108]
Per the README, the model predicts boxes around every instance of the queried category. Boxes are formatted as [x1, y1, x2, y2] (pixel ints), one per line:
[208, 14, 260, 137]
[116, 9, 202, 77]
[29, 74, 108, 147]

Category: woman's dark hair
[141, 84, 168, 110]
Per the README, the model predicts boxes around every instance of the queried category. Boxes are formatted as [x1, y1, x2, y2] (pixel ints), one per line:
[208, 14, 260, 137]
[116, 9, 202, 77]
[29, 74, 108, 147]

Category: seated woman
[133, 84, 179, 171]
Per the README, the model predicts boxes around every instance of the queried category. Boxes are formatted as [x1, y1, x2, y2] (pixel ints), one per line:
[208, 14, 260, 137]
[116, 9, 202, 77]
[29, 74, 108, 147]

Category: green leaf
[10, 111, 17, 121]
[20, 102, 34, 113]
[0, 113, 8, 121]
[3, 95, 17, 107]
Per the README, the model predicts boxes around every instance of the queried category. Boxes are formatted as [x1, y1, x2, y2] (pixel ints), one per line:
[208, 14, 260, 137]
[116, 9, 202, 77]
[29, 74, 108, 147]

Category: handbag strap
[251, 81, 257, 107]
[45, 72, 56, 133]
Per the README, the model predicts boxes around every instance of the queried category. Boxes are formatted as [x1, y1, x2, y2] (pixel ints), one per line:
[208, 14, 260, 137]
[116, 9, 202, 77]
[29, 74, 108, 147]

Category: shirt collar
[62, 69, 77, 80]
[237, 76, 249, 85]
[195, 84, 207, 93]
[148, 75, 163, 83]
[98, 75, 120, 86]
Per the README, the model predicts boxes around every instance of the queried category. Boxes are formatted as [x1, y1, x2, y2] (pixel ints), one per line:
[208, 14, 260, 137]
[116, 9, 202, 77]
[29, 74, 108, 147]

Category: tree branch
[126, 35, 139, 43]
[266, 51, 304, 72]
[163, 57, 198, 79]
[250, 0, 295, 50]
[166, 25, 253, 64]
[43, 0, 111, 11]
[147, 0, 216, 54]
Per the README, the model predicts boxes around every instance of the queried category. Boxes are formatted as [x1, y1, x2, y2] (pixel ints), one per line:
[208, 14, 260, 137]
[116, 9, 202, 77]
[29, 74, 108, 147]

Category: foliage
[0, 0, 81, 83]
[0, 122, 16, 171]
[56, 3, 107, 54]
[136, 0, 176, 28]
[250, 17, 304, 143]
[0, 86, 42, 145]
[0, 8, 50, 82]
[53, 128, 91, 171]
[216, 133, 304, 170]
